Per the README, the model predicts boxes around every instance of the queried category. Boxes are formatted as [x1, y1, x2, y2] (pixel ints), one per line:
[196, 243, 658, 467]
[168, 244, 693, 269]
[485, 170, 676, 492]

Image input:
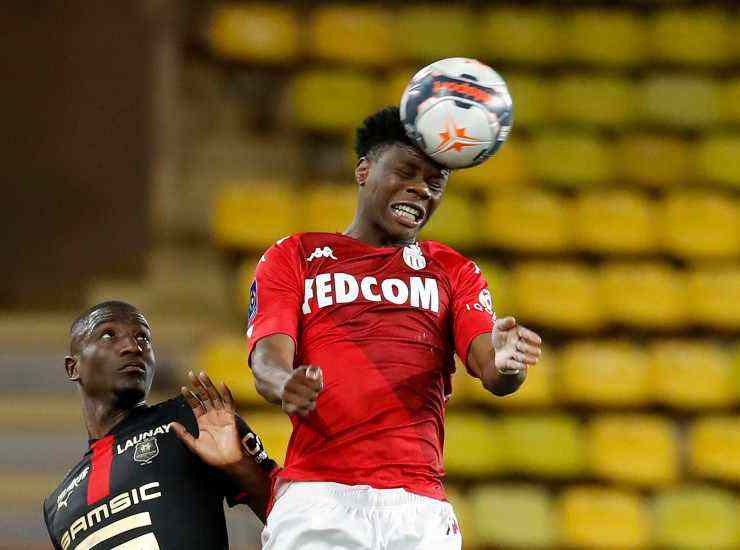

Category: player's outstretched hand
[493, 317, 542, 375]
[171, 371, 243, 469]
[280, 365, 323, 417]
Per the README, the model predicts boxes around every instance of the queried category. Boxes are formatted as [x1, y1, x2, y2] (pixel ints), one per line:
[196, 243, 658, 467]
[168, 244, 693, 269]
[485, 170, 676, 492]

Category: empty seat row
[207, 5, 740, 68]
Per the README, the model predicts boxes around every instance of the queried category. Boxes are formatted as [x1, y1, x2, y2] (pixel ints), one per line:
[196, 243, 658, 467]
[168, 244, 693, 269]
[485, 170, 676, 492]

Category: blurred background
[1, 1, 740, 548]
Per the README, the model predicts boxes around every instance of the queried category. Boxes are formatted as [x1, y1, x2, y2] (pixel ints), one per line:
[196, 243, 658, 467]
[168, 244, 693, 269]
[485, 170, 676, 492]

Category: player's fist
[493, 317, 542, 375]
[280, 365, 323, 417]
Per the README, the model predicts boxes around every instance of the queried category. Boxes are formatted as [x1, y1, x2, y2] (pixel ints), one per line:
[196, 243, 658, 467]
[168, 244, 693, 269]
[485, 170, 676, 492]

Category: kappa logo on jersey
[303, 273, 439, 314]
[306, 246, 337, 262]
[56, 466, 90, 511]
[117, 423, 172, 455]
[403, 243, 426, 270]
[134, 436, 159, 465]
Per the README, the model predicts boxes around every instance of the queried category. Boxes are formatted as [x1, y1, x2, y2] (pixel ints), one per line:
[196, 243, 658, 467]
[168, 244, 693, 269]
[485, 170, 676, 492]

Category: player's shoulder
[44, 453, 89, 514]
[262, 232, 349, 260]
[421, 240, 477, 272]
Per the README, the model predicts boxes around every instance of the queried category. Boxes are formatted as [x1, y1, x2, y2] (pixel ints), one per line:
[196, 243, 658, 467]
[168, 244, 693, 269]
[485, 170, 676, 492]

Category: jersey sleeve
[246, 236, 305, 363]
[42, 499, 63, 550]
[451, 259, 496, 372]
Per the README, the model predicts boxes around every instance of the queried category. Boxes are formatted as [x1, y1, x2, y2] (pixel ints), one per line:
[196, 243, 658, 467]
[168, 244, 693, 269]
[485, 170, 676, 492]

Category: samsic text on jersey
[247, 233, 495, 502]
[43, 397, 276, 550]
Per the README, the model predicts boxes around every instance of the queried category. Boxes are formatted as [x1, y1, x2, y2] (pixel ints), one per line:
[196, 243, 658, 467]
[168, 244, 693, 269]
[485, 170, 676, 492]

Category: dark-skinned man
[247, 106, 543, 550]
[43, 301, 277, 550]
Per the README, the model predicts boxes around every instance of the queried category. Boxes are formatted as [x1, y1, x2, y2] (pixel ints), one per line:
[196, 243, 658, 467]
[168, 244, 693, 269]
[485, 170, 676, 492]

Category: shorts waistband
[278, 481, 447, 509]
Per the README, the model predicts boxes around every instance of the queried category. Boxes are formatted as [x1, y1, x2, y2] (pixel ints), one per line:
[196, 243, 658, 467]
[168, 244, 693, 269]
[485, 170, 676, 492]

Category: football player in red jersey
[248, 107, 542, 549]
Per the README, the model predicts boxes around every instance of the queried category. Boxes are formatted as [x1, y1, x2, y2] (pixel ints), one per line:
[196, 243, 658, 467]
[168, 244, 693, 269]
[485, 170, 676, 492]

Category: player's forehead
[84, 308, 150, 337]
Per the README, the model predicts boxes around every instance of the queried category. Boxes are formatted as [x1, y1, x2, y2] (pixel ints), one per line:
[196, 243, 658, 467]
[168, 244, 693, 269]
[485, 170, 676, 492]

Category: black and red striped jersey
[43, 396, 276, 550]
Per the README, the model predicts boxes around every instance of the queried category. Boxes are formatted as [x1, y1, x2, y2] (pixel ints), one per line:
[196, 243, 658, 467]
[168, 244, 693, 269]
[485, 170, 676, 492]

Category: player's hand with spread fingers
[493, 316, 542, 375]
[171, 371, 244, 469]
[280, 365, 323, 417]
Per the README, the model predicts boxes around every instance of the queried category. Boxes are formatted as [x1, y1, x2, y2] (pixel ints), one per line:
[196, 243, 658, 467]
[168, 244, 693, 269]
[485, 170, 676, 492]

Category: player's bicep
[451, 261, 495, 371]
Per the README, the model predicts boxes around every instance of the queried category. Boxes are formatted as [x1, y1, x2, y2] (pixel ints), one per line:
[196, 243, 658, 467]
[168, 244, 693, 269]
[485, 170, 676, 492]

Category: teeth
[392, 205, 421, 221]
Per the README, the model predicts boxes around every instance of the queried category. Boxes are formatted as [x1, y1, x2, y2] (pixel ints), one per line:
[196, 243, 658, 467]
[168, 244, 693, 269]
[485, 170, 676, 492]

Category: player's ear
[65, 356, 80, 382]
[355, 157, 370, 187]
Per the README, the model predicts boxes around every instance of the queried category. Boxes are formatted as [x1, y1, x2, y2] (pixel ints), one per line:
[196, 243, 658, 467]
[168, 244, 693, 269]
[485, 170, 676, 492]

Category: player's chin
[114, 378, 148, 404]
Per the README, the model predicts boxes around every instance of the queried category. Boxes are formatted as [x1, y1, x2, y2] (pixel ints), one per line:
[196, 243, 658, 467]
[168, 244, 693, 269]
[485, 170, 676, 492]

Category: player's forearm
[222, 457, 272, 522]
[251, 354, 292, 405]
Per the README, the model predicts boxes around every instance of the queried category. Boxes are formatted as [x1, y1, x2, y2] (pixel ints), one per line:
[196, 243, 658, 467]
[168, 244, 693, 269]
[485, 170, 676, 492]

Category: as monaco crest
[134, 436, 159, 465]
[403, 244, 426, 271]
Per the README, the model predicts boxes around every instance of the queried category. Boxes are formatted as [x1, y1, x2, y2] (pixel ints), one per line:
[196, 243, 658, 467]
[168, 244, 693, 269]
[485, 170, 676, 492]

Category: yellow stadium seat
[235, 256, 261, 313]
[490, 346, 555, 409]
[512, 262, 602, 331]
[452, 139, 530, 190]
[552, 76, 637, 127]
[301, 184, 356, 233]
[687, 267, 740, 330]
[421, 192, 480, 248]
[483, 190, 568, 252]
[599, 262, 687, 329]
[587, 415, 679, 487]
[720, 79, 740, 125]
[697, 135, 740, 188]
[560, 341, 651, 407]
[291, 70, 378, 133]
[500, 415, 585, 477]
[199, 337, 261, 406]
[651, 9, 733, 66]
[308, 6, 394, 66]
[558, 487, 649, 549]
[661, 191, 740, 259]
[474, 260, 513, 318]
[445, 487, 478, 549]
[212, 183, 297, 250]
[564, 10, 647, 66]
[395, 7, 478, 61]
[649, 341, 735, 409]
[572, 191, 657, 254]
[383, 68, 417, 108]
[689, 416, 740, 483]
[479, 8, 562, 64]
[654, 486, 739, 550]
[528, 132, 612, 186]
[206, 4, 298, 63]
[471, 485, 554, 548]
[616, 133, 694, 188]
[504, 74, 551, 128]
[640, 76, 721, 129]
[444, 413, 502, 476]
[240, 412, 292, 463]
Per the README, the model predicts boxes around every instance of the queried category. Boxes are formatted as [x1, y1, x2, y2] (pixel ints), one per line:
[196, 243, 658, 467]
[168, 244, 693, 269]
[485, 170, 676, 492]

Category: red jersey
[247, 232, 495, 501]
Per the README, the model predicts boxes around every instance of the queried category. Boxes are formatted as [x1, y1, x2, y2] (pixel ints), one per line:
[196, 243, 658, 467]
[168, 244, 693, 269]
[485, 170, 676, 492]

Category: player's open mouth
[390, 202, 425, 227]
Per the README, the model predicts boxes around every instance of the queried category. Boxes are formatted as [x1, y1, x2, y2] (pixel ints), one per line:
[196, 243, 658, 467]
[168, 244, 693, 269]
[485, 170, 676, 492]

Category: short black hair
[69, 300, 148, 354]
[355, 106, 415, 160]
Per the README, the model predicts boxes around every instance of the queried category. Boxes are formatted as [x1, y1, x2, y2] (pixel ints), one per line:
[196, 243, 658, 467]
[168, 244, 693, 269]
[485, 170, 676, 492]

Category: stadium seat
[479, 8, 562, 64]
[421, 192, 480, 248]
[649, 341, 735, 409]
[470, 485, 554, 548]
[445, 487, 478, 548]
[563, 9, 647, 66]
[500, 414, 585, 477]
[212, 183, 298, 250]
[559, 340, 651, 407]
[235, 256, 261, 313]
[199, 337, 262, 406]
[552, 76, 637, 127]
[490, 346, 555, 409]
[383, 68, 417, 108]
[291, 70, 379, 133]
[240, 412, 292, 463]
[616, 133, 693, 188]
[687, 266, 740, 330]
[512, 262, 603, 331]
[308, 6, 394, 66]
[444, 413, 502, 476]
[572, 191, 657, 254]
[504, 74, 551, 128]
[206, 4, 298, 63]
[640, 76, 721, 129]
[651, 9, 733, 66]
[395, 6, 478, 61]
[587, 414, 679, 487]
[301, 184, 357, 233]
[660, 191, 740, 259]
[653, 486, 739, 550]
[557, 487, 649, 549]
[474, 260, 513, 318]
[720, 79, 740, 125]
[697, 135, 740, 188]
[599, 262, 687, 329]
[689, 416, 740, 483]
[483, 189, 568, 252]
[452, 139, 530, 190]
[528, 132, 612, 187]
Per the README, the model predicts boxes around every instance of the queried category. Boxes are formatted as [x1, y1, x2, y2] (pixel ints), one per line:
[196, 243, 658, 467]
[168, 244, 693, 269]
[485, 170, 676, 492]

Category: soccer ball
[400, 57, 513, 169]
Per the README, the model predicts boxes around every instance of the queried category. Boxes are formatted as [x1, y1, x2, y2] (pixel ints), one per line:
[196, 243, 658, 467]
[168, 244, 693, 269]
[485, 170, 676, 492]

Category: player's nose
[406, 181, 431, 200]
[119, 334, 144, 355]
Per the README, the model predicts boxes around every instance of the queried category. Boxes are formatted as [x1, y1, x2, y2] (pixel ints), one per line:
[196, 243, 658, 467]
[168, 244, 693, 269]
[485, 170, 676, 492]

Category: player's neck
[343, 220, 414, 248]
[81, 395, 139, 440]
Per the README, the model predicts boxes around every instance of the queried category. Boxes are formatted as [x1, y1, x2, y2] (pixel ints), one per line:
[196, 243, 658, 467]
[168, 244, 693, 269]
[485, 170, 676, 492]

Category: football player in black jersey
[43, 301, 277, 549]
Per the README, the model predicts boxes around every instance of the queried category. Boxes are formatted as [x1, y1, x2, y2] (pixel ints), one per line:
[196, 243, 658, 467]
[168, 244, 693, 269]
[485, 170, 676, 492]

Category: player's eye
[396, 168, 414, 179]
[137, 334, 151, 345]
[100, 330, 115, 340]
[427, 180, 444, 193]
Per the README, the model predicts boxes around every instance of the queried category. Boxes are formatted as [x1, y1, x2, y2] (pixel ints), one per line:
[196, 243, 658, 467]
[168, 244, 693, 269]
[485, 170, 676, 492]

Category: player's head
[354, 106, 449, 245]
[65, 301, 155, 406]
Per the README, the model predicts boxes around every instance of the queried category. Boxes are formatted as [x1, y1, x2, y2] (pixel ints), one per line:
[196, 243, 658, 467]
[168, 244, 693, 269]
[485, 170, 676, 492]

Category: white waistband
[276, 481, 447, 509]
